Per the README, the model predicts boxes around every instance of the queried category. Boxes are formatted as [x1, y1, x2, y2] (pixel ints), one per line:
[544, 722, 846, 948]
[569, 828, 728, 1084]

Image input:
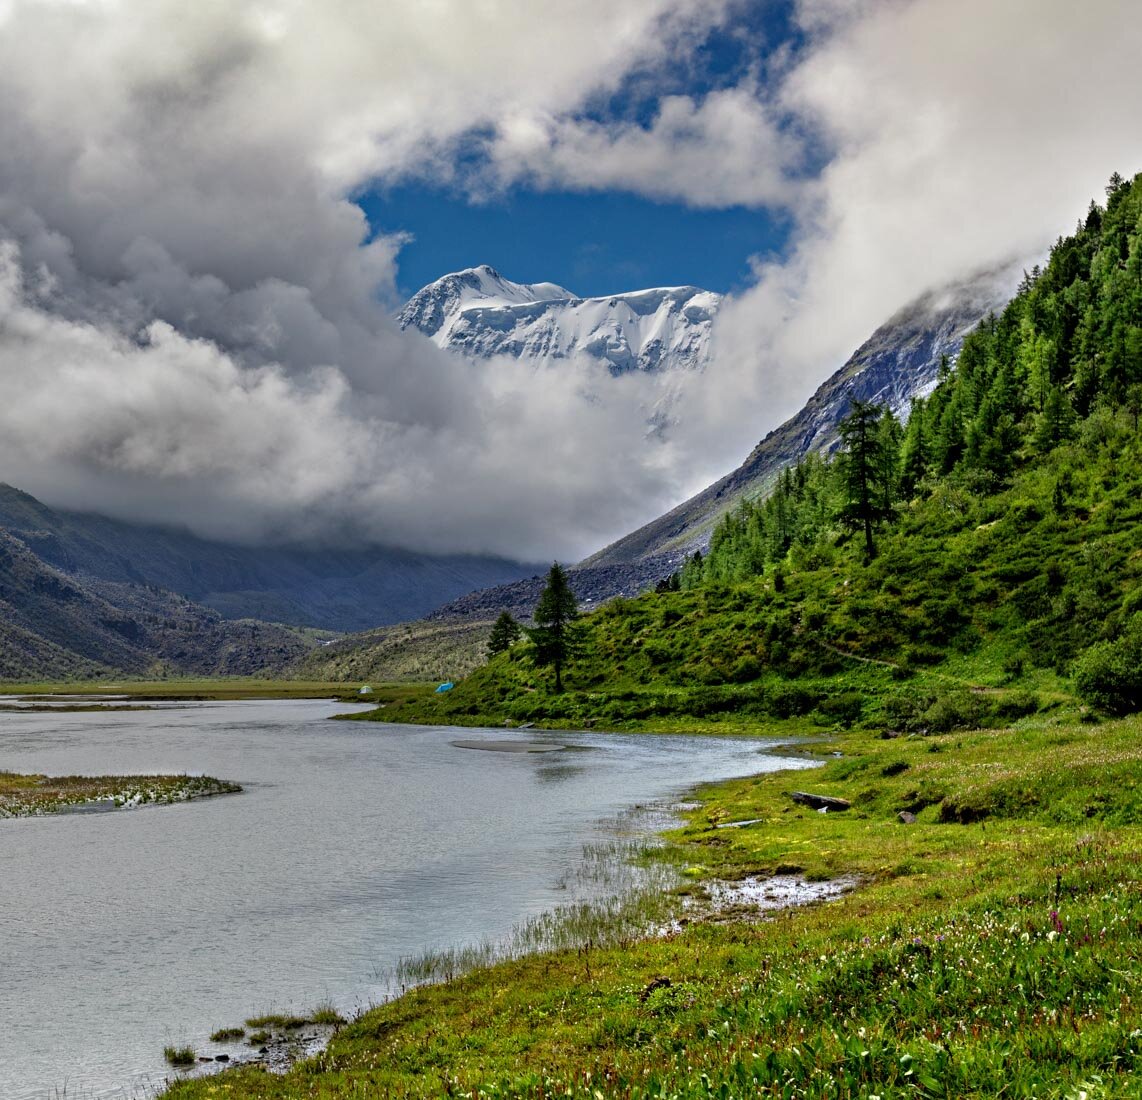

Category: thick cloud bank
[1, 0, 1139, 559]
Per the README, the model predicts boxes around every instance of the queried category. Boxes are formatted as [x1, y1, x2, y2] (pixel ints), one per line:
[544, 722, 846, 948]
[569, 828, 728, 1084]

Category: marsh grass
[208, 1027, 245, 1042]
[243, 1014, 306, 1031]
[309, 1004, 346, 1027]
[0, 771, 240, 818]
[391, 830, 681, 993]
[162, 1045, 195, 1068]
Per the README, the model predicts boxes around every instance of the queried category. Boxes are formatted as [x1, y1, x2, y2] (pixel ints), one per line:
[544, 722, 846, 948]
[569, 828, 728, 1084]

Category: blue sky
[359, 0, 802, 299]
[360, 185, 793, 299]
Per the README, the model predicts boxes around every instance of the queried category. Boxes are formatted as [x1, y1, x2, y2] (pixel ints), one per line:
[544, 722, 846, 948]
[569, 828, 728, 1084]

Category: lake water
[0, 700, 811, 1098]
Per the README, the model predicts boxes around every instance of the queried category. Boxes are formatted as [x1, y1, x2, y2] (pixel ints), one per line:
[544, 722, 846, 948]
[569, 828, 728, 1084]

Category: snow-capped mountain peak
[399, 266, 721, 375]
[399, 265, 574, 337]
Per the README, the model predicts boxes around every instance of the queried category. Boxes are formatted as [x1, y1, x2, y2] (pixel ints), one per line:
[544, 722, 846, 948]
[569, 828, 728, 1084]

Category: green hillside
[383, 172, 1142, 733]
[166, 175, 1142, 1099]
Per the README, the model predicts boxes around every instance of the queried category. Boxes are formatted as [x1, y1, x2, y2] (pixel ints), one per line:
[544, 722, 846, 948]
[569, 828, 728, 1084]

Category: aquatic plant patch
[0, 771, 241, 817]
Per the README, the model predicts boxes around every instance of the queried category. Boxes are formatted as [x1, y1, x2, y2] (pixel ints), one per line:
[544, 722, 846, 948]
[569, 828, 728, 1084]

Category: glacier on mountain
[399, 264, 719, 376]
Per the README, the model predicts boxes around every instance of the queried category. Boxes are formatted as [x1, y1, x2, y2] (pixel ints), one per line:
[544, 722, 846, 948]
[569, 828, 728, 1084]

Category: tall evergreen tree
[487, 610, 522, 658]
[875, 407, 903, 514]
[838, 400, 892, 561]
[899, 397, 930, 496]
[1034, 385, 1076, 452]
[529, 563, 579, 693]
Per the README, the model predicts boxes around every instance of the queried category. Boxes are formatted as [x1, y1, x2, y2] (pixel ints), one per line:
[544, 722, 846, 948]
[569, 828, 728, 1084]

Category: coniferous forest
[395, 172, 1142, 730]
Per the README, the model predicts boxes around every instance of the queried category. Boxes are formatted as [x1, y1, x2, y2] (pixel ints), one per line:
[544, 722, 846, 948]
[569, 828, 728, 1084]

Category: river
[0, 699, 811, 1098]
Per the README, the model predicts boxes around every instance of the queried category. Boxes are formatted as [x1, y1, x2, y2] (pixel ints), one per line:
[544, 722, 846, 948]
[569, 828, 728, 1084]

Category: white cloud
[1, 0, 1140, 562]
[0, 239, 684, 559]
[670, 0, 1142, 482]
[0, 0, 734, 559]
[487, 85, 799, 207]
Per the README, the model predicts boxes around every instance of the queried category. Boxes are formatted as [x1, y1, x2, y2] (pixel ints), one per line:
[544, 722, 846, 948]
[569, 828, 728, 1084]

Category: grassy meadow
[163, 709, 1142, 1098]
[0, 677, 388, 702]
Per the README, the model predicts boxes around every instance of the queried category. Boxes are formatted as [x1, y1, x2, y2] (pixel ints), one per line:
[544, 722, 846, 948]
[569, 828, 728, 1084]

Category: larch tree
[487, 610, 522, 658]
[838, 399, 894, 562]
[528, 563, 579, 693]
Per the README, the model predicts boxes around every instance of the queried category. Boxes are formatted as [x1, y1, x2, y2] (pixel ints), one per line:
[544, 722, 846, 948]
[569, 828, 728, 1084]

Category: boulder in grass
[789, 791, 852, 812]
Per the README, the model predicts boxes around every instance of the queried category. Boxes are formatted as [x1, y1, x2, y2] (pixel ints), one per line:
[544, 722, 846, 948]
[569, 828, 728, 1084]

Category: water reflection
[535, 761, 588, 783]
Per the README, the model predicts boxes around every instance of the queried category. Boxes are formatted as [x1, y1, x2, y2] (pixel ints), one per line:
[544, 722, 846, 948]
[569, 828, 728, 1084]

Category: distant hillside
[292, 618, 496, 685]
[0, 528, 311, 680]
[0, 485, 537, 632]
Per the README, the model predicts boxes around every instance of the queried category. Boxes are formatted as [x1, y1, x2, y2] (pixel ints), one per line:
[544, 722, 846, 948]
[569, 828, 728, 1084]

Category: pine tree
[528, 563, 579, 693]
[487, 610, 522, 658]
[899, 397, 929, 496]
[838, 400, 892, 562]
[875, 407, 903, 514]
[1034, 385, 1076, 451]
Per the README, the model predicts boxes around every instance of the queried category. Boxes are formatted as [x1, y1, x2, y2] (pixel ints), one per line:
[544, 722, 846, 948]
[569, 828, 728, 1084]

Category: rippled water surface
[0, 700, 809, 1098]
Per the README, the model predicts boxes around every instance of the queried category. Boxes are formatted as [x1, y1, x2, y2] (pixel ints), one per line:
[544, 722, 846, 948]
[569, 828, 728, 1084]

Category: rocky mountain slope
[400, 264, 719, 376]
[0, 528, 311, 680]
[0, 485, 536, 633]
[583, 272, 1013, 569]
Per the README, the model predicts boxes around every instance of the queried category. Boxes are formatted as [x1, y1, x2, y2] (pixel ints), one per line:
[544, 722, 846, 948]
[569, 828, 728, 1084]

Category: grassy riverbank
[0, 771, 240, 817]
[164, 708, 1142, 1098]
[0, 677, 398, 702]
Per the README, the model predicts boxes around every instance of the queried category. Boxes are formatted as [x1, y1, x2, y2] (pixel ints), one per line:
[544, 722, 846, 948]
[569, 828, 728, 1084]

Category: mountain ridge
[400, 264, 719, 376]
[0, 484, 538, 634]
[583, 270, 1014, 568]
[415, 271, 1013, 632]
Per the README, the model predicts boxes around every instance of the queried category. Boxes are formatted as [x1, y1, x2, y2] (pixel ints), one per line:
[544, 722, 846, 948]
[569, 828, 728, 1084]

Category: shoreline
[165, 760, 853, 1089]
[8, 689, 1140, 1096]
[161, 707, 1142, 1098]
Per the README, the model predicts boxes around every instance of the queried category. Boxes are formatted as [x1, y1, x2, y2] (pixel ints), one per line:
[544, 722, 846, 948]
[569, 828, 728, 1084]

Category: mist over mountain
[0, 484, 537, 635]
[425, 269, 1013, 625]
